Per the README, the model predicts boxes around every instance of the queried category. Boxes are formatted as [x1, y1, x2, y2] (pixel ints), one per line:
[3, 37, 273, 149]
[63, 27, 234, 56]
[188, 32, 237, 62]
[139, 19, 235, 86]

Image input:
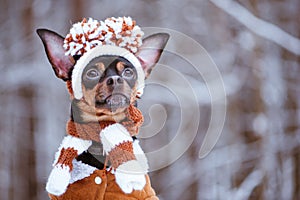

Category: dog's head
[37, 28, 169, 123]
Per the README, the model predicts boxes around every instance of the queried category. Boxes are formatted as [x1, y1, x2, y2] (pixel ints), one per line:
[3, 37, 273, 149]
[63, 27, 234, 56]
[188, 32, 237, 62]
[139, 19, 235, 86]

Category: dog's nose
[106, 76, 124, 87]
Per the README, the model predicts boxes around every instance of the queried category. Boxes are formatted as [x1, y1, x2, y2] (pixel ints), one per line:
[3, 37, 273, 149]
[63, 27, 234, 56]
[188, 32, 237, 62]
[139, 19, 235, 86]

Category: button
[95, 176, 102, 184]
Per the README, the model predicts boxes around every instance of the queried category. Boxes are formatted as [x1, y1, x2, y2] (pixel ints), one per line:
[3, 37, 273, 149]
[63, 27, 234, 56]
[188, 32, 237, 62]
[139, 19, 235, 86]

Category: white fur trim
[100, 123, 133, 153]
[133, 140, 149, 172]
[71, 45, 145, 99]
[53, 136, 92, 165]
[115, 160, 147, 193]
[46, 165, 71, 196]
[69, 160, 97, 184]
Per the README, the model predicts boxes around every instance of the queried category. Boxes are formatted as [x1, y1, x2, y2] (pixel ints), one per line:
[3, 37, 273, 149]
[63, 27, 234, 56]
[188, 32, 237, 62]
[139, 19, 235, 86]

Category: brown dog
[37, 17, 169, 200]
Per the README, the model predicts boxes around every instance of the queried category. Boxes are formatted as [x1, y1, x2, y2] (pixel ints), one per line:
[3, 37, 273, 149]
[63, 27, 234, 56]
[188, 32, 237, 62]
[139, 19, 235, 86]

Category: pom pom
[64, 17, 144, 56]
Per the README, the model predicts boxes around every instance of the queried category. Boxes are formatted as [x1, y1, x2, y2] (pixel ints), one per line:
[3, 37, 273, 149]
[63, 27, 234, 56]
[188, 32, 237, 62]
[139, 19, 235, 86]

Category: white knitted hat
[63, 17, 145, 99]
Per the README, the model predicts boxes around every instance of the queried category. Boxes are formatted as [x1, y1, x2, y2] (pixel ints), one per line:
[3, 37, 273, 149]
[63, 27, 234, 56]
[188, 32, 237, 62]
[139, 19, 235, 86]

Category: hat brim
[71, 45, 145, 100]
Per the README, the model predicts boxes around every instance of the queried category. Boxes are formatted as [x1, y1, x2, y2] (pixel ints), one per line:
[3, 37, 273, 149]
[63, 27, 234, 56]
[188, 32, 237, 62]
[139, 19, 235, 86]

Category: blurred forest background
[0, 0, 299, 199]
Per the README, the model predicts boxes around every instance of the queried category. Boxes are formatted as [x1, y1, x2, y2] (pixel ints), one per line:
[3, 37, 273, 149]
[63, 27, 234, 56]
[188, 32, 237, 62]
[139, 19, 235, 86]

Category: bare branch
[234, 170, 264, 200]
[209, 0, 300, 55]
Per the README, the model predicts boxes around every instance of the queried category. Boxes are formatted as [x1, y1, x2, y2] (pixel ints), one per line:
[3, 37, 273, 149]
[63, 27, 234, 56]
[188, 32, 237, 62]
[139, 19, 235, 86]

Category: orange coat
[49, 169, 158, 200]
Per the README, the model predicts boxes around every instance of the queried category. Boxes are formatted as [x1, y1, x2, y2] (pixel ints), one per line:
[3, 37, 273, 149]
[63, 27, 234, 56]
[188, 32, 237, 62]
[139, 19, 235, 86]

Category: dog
[37, 17, 169, 199]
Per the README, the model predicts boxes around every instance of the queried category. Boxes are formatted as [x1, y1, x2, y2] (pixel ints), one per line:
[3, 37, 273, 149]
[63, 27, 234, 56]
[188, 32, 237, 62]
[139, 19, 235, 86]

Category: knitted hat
[63, 17, 145, 99]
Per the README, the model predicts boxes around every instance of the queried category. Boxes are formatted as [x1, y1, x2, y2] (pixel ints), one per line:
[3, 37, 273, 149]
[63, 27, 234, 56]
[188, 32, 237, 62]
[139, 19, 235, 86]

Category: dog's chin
[95, 94, 130, 114]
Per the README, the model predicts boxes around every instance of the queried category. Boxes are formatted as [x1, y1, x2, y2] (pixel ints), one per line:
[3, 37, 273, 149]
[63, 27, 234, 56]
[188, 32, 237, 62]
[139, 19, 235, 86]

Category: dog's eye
[122, 68, 134, 78]
[86, 69, 100, 79]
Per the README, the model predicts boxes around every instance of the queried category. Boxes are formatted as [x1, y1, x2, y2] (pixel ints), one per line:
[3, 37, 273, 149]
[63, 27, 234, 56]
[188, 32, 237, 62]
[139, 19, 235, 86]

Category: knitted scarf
[67, 103, 144, 142]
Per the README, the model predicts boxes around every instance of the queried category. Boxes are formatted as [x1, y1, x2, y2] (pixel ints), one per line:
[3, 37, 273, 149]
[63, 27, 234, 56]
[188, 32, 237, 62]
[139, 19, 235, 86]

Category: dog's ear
[135, 33, 169, 78]
[37, 29, 75, 81]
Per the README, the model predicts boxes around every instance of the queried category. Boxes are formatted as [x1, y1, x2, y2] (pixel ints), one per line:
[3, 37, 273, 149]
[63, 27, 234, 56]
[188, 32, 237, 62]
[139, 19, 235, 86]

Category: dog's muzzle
[96, 93, 129, 111]
[106, 94, 129, 108]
